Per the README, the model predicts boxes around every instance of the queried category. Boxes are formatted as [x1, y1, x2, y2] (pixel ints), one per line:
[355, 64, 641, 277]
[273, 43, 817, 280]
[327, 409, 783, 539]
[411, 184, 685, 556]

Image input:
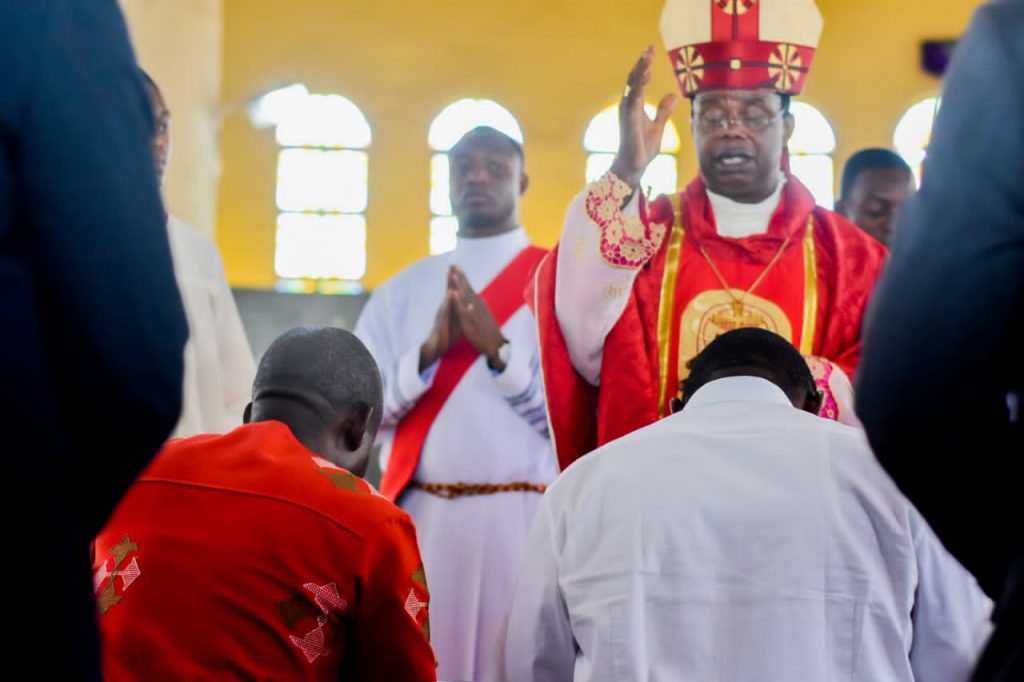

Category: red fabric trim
[711, 0, 733, 41]
[380, 245, 547, 502]
[710, 1, 761, 41]
[739, 2, 760, 40]
[527, 250, 599, 471]
[667, 42, 816, 96]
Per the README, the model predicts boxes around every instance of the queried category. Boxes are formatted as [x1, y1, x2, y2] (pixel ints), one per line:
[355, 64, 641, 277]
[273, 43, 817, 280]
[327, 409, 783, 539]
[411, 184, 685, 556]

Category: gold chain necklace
[698, 236, 791, 325]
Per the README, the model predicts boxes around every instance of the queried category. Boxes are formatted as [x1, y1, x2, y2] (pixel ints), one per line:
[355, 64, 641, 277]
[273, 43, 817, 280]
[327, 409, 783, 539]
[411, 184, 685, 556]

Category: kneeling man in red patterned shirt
[94, 326, 436, 680]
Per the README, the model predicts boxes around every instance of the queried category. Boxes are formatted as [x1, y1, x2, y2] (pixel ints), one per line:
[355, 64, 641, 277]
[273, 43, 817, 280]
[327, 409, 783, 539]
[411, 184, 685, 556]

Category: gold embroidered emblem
[674, 46, 705, 94]
[93, 534, 142, 615]
[768, 44, 803, 91]
[678, 289, 793, 381]
[318, 469, 367, 495]
[411, 565, 428, 590]
[410, 564, 431, 640]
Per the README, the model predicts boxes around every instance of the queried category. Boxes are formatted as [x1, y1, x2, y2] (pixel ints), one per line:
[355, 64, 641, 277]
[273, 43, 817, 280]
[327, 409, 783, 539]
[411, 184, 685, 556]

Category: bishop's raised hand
[609, 46, 679, 192]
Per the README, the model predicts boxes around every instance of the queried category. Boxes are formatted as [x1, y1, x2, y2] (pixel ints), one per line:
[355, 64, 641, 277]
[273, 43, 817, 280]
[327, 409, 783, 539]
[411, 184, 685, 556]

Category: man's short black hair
[252, 326, 383, 433]
[451, 126, 524, 163]
[682, 328, 816, 406]
[839, 148, 912, 201]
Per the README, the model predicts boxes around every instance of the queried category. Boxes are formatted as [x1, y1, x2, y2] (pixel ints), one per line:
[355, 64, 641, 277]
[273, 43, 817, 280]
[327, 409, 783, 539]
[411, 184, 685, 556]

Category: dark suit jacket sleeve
[856, 0, 1024, 600]
[18, 1, 188, 534]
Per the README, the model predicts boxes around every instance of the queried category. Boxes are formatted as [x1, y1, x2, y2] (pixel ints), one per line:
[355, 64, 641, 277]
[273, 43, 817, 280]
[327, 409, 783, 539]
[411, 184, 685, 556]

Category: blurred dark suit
[857, 2, 1023, 680]
[0, 1, 187, 676]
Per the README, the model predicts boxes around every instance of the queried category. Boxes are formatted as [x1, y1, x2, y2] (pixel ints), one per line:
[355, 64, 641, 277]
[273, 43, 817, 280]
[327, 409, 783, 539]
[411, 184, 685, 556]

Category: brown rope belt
[408, 481, 548, 500]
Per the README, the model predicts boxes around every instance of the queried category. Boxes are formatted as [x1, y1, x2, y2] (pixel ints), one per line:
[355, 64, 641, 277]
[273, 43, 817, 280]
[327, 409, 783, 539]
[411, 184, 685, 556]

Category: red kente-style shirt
[94, 420, 436, 681]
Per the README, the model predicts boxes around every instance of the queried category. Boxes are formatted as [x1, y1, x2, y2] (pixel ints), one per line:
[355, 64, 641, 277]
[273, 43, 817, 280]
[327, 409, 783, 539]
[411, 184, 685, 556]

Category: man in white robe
[143, 72, 255, 438]
[494, 328, 992, 682]
[355, 126, 555, 681]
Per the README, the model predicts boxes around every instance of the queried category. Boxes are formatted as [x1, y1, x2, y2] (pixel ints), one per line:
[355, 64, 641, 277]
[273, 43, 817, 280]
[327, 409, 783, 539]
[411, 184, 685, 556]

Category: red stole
[380, 246, 547, 502]
[531, 174, 887, 470]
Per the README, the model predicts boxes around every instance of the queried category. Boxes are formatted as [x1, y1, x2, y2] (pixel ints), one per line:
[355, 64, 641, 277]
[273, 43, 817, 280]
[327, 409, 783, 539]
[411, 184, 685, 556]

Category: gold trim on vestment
[799, 215, 817, 355]
[657, 194, 686, 417]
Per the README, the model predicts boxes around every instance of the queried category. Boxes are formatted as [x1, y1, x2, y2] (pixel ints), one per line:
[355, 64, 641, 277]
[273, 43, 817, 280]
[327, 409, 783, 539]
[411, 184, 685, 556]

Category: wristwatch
[487, 341, 511, 373]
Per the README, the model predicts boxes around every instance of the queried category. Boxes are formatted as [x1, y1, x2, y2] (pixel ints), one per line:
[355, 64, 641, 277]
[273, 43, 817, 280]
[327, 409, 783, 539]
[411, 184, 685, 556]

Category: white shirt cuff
[622, 189, 640, 216]
[397, 346, 435, 404]
[492, 342, 533, 397]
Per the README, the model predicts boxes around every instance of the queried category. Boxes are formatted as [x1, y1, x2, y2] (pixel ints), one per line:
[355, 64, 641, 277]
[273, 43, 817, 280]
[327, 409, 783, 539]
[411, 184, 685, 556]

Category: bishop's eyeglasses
[696, 111, 782, 133]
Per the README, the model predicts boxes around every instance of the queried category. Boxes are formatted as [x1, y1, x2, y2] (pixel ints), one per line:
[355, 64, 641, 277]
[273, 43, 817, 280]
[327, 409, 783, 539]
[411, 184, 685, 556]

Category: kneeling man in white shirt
[493, 328, 992, 682]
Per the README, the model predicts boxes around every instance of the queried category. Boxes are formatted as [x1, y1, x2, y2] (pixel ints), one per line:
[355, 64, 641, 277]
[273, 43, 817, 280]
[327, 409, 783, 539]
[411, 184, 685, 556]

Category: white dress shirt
[493, 376, 992, 682]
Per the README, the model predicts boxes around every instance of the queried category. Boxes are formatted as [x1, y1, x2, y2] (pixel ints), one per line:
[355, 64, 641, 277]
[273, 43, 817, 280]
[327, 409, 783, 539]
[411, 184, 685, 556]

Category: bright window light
[264, 91, 371, 285]
[428, 98, 524, 151]
[584, 103, 680, 197]
[790, 154, 835, 208]
[429, 216, 459, 256]
[275, 213, 366, 280]
[276, 94, 372, 149]
[788, 102, 837, 206]
[276, 149, 368, 213]
[584, 103, 681, 153]
[894, 97, 941, 187]
[430, 153, 453, 217]
[247, 83, 308, 130]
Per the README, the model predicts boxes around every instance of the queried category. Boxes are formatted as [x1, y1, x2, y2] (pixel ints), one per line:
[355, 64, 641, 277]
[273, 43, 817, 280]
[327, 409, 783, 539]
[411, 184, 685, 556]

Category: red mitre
[661, 0, 824, 97]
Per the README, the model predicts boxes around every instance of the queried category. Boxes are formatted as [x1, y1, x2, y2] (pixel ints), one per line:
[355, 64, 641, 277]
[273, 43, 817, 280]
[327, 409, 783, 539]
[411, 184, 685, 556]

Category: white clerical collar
[684, 376, 794, 410]
[706, 180, 785, 239]
[454, 225, 528, 258]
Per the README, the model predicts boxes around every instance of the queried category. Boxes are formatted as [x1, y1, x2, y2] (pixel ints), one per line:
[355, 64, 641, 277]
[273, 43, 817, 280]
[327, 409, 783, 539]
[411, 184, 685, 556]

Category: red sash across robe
[381, 245, 548, 502]
[530, 174, 887, 470]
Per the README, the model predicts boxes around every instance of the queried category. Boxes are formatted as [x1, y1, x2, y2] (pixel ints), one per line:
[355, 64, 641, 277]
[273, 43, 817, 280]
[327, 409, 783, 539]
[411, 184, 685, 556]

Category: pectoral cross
[728, 300, 747, 326]
[710, 300, 750, 331]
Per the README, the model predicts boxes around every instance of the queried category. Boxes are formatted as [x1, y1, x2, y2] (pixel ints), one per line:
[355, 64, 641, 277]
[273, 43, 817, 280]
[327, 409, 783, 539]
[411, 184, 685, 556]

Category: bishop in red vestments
[533, 0, 887, 469]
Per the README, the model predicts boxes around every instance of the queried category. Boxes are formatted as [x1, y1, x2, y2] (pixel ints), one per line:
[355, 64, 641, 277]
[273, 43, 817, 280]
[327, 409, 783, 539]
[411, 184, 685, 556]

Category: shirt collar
[684, 376, 794, 411]
[453, 225, 528, 258]
[705, 179, 785, 239]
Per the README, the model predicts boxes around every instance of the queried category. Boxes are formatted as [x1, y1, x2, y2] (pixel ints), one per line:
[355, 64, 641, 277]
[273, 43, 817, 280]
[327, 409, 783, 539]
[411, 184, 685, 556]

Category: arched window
[894, 96, 942, 187]
[428, 99, 524, 255]
[253, 86, 371, 293]
[584, 103, 681, 198]
[788, 102, 836, 207]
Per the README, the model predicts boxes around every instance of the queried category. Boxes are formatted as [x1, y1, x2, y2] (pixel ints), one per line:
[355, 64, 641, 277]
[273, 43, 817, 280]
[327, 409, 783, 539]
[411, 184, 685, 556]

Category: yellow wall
[121, 0, 223, 236]
[217, 0, 983, 290]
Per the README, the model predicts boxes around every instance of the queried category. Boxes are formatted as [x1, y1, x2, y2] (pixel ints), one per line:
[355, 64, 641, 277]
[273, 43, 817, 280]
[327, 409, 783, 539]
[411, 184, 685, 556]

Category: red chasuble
[93, 421, 435, 681]
[532, 174, 887, 469]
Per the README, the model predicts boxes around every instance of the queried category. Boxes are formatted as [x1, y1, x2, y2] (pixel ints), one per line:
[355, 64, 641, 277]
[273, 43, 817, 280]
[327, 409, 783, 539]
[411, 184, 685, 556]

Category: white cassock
[354, 227, 557, 682]
[492, 376, 993, 682]
[167, 216, 255, 439]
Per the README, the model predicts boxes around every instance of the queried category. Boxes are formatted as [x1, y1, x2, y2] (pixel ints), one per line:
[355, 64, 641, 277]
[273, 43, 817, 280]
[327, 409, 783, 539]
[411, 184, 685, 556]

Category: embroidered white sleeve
[555, 185, 645, 386]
